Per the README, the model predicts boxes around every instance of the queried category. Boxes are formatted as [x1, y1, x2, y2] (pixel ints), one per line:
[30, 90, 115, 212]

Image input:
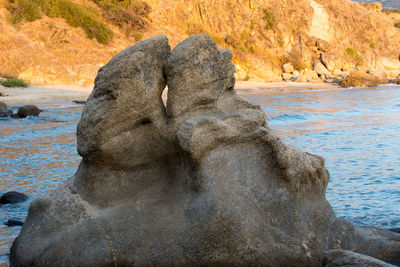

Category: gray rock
[10, 35, 400, 267]
[0, 103, 12, 117]
[323, 250, 396, 267]
[0, 191, 28, 204]
[76, 35, 171, 167]
[17, 105, 40, 118]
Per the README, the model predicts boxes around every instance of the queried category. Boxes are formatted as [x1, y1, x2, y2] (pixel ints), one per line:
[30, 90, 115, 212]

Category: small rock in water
[17, 105, 40, 118]
[0, 191, 28, 204]
[0, 107, 12, 117]
[73, 100, 86, 104]
[4, 219, 24, 227]
[324, 78, 342, 84]
[0, 101, 12, 117]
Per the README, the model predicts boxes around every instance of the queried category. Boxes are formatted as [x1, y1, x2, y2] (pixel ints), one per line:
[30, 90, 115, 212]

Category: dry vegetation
[1, 0, 400, 84]
[5, 0, 150, 43]
[91, 0, 150, 38]
[6, 0, 114, 43]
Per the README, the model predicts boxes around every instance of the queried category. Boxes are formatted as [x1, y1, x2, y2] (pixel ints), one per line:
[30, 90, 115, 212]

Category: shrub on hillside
[1, 78, 29, 88]
[6, 0, 113, 44]
[262, 9, 276, 30]
[91, 0, 151, 35]
[395, 22, 400, 28]
[345, 47, 357, 58]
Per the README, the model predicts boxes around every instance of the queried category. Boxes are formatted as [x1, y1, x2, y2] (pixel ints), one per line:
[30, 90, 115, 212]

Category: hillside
[1, 0, 400, 85]
[352, 0, 400, 9]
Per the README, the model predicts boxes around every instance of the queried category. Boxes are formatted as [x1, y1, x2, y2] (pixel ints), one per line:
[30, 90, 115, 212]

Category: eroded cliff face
[0, 0, 400, 85]
[10, 35, 400, 267]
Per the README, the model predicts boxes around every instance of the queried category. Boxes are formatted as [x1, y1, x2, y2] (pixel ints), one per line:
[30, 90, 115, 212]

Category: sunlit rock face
[10, 35, 400, 267]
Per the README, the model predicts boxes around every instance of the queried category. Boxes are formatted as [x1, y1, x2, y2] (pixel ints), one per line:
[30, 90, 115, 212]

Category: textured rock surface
[282, 63, 295, 73]
[313, 62, 330, 76]
[10, 35, 400, 266]
[340, 71, 382, 88]
[323, 250, 396, 267]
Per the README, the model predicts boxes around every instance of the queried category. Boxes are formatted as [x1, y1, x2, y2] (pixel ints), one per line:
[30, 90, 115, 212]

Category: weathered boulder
[282, 73, 293, 81]
[0, 191, 28, 204]
[0, 101, 12, 117]
[368, 69, 389, 84]
[320, 53, 342, 71]
[10, 35, 400, 267]
[296, 69, 319, 83]
[16, 105, 40, 118]
[282, 62, 294, 73]
[313, 62, 330, 76]
[340, 71, 381, 87]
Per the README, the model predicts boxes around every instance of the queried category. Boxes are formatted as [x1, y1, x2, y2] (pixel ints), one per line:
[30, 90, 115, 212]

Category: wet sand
[0, 81, 340, 106]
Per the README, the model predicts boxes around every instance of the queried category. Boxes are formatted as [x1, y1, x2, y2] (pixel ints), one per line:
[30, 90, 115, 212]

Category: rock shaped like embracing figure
[10, 35, 400, 266]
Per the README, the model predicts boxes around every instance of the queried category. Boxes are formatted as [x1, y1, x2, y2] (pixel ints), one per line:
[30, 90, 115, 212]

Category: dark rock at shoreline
[0, 109, 12, 117]
[4, 219, 24, 227]
[10, 35, 400, 267]
[73, 100, 86, 104]
[16, 105, 40, 118]
[0, 101, 13, 117]
[0, 191, 28, 204]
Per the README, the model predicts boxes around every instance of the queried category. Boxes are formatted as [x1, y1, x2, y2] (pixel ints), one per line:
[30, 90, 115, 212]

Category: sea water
[0, 85, 399, 263]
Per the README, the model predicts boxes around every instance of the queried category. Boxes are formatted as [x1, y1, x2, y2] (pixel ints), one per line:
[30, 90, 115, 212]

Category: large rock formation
[10, 35, 400, 266]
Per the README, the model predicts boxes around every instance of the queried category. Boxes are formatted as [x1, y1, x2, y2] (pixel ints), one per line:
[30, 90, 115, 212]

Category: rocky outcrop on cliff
[10, 35, 400, 266]
[1, 0, 400, 85]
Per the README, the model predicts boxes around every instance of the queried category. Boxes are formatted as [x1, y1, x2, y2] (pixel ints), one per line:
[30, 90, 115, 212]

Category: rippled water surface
[1, 85, 400, 264]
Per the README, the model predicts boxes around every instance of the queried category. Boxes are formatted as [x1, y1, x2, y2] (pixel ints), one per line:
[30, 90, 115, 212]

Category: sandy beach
[0, 84, 93, 106]
[0, 81, 340, 106]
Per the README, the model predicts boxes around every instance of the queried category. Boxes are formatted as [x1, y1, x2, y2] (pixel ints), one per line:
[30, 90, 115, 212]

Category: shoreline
[0, 84, 93, 106]
[0, 81, 341, 106]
